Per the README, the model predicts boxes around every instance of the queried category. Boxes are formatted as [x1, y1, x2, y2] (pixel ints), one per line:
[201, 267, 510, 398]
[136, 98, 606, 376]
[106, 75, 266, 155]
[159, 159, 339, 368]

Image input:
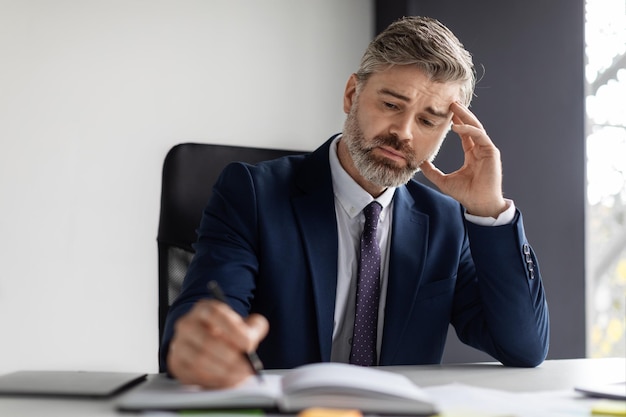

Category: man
[162, 16, 549, 388]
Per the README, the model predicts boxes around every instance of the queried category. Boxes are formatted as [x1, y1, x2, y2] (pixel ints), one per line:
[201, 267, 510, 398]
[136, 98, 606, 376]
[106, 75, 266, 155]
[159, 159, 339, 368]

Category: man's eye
[420, 118, 435, 127]
[383, 102, 398, 110]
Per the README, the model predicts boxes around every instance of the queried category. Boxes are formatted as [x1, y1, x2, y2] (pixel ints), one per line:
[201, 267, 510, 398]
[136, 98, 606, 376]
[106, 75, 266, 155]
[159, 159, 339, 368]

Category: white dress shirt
[327, 135, 515, 363]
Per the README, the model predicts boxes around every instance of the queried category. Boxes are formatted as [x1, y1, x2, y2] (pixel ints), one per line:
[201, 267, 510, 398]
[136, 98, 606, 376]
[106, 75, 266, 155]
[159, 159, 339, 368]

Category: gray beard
[342, 107, 422, 188]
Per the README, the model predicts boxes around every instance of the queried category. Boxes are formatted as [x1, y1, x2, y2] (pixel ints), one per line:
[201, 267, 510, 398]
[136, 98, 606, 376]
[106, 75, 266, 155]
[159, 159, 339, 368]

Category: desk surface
[0, 358, 624, 416]
[390, 357, 626, 392]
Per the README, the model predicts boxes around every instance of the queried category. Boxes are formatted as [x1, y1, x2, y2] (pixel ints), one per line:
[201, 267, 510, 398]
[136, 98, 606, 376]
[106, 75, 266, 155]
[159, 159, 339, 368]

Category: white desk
[391, 357, 626, 392]
[0, 358, 623, 416]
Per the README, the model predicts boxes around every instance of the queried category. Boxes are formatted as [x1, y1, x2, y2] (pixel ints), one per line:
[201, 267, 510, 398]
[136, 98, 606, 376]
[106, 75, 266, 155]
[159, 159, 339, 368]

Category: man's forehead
[364, 66, 461, 98]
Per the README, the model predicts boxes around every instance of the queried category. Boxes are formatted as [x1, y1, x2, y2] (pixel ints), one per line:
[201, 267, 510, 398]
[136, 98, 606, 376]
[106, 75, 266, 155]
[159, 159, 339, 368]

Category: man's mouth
[374, 145, 407, 163]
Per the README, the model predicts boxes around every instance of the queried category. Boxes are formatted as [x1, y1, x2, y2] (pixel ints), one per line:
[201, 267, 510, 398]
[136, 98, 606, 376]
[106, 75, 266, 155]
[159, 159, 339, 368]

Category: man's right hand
[166, 299, 269, 388]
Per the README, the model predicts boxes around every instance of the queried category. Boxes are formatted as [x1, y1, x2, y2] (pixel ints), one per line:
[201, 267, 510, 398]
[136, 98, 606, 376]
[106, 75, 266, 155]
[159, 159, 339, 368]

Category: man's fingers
[420, 160, 447, 189]
[450, 103, 496, 150]
[173, 306, 213, 351]
[452, 121, 497, 150]
[450, 102, 484, 130]
[202, 301, 255, 351]
[168, 300, 265, 389]
[245, 313, 269, 351]
[170, 336, 252, 388]
[193, 300, 269, 353]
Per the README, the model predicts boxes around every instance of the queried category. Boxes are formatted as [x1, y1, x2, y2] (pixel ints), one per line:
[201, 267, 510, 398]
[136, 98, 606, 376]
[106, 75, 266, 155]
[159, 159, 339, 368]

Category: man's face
[340, 65, 462, 190]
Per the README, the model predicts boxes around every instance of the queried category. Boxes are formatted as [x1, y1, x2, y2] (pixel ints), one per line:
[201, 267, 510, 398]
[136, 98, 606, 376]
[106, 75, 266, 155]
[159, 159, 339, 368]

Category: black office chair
[156, 142, 302, 364]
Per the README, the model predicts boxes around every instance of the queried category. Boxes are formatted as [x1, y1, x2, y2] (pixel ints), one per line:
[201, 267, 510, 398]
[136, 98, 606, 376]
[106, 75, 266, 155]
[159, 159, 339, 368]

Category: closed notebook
[574, 381, 626, 400]
[116, 362, 437, 415]
[0, 370, 146, 398]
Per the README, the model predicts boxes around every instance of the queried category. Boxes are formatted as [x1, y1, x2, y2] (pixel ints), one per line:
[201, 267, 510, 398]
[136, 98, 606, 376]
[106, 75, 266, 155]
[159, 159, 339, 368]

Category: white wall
[0, 0, 373, 374]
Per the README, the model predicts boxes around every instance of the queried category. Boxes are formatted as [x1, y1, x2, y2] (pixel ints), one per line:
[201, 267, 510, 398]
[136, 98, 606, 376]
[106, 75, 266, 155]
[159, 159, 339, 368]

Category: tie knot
[363, 201, 382, 227]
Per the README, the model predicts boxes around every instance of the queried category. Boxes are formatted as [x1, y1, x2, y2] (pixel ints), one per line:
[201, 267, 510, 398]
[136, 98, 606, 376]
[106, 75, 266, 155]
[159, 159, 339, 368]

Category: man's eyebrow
[378, 88, 451, 118]
[379, 88, 411, 102]
[425, 107, 450, 119]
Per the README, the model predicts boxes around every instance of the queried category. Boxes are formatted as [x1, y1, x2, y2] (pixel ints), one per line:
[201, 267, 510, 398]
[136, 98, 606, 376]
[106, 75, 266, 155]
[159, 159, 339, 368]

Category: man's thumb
[245, 314, 269, 347]
[420, 160, 445, 187]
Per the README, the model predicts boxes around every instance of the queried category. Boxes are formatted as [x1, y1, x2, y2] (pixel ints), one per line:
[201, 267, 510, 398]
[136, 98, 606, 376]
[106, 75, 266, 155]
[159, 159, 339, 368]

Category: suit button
[523, 244, 535, 279]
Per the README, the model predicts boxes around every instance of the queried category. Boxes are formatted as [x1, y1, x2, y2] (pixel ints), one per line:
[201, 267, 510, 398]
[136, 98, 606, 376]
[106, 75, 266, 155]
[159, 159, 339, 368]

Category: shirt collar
[329, 135, 396, 219]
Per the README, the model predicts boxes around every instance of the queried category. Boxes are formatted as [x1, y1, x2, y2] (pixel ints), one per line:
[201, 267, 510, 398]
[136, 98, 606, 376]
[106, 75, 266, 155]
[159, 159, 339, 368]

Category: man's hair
[356, 16, 476, 105]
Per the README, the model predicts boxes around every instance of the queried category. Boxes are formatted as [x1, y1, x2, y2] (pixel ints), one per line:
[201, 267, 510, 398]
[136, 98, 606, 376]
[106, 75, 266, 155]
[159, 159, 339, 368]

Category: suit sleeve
[451, 209, 550, 367]
[160, 162, 260, 371]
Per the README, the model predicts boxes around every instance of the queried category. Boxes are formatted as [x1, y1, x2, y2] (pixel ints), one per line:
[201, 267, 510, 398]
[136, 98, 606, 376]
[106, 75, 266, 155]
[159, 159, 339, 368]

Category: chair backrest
[157, 142, 303, 351]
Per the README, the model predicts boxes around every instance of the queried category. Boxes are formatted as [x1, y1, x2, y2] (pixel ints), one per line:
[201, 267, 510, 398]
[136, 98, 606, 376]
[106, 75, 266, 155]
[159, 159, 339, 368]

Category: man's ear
[343, 74, 359, 114]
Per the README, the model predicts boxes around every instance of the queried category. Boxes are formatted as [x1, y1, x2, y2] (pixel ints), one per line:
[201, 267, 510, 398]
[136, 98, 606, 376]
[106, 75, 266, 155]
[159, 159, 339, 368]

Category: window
[585, 0, 626, 357]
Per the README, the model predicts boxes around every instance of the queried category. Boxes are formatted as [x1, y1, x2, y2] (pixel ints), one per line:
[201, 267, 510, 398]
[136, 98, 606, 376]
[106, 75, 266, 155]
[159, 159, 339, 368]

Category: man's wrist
[465, 199, 515, 226]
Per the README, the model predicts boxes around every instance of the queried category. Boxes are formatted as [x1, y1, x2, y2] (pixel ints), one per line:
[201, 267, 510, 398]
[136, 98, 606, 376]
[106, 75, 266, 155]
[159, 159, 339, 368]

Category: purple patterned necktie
[349, 201, 382, 366]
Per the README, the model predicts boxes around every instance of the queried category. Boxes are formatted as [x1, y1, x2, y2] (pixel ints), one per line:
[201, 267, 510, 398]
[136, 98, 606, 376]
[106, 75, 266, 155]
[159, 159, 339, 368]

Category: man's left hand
[420, 102, 507, 218]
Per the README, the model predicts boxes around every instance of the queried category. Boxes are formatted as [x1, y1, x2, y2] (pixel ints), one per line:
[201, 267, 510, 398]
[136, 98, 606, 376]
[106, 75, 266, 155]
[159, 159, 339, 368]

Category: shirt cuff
[464, 199, 516, 226]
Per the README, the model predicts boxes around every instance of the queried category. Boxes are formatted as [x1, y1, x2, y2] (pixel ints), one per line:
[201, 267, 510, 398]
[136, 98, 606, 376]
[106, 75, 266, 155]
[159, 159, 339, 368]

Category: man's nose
[389, 114, 414, 141]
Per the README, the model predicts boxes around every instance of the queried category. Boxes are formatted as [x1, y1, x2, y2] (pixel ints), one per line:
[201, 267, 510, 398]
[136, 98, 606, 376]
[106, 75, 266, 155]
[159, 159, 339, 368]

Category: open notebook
[117, 363, 437, 415]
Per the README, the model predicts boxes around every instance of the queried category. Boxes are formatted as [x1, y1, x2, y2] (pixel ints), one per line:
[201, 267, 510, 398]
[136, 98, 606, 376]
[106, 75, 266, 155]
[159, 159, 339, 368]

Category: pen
[207, 280, 265, 383]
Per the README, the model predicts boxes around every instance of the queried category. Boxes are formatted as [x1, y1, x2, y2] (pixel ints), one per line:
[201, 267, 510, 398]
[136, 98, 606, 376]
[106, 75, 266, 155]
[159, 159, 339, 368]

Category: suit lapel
[291, 138, 338, 362]
[380, 186, 429, 364]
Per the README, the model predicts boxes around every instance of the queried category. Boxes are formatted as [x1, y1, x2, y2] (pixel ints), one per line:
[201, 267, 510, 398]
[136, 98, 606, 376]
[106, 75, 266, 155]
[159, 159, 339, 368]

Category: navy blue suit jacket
[161, 137, 549, 371]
